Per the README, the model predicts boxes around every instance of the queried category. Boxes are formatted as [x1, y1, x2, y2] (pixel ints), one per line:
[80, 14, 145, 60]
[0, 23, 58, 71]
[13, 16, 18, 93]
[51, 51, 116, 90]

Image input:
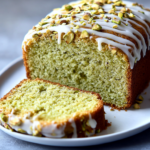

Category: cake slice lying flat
[0, 79, 106, 138]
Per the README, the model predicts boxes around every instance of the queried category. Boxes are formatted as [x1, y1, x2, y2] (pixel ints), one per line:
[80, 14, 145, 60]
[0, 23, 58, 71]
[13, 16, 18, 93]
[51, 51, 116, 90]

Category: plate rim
[0, 57, 150, 146]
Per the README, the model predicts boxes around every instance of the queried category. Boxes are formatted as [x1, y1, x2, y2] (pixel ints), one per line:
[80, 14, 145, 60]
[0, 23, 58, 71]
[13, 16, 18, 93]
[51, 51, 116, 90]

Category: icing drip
[69, 118, 77, 138]
[88, 114, 97, 129]
[22, 0, 150, 69]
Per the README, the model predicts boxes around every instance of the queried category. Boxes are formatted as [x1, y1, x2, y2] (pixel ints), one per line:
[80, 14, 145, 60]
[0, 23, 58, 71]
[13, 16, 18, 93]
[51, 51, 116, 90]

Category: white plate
[0, 57, 150, 147]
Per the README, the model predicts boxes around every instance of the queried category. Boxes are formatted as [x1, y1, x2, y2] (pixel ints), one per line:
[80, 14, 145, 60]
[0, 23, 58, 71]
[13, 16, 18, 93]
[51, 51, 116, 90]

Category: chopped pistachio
[18, 128, 26, 133]
[112, 25, 118, 28]
[60, 20, 69, 25]
[65, 5, 73, 11]
[82, 13, 91, 20]
[100, 14, 105, 17]
[127, 8, 132, 13]
[4, 124, 13, 132]
[118, 12, 123, 19]
[104, 19, 109, 22]
[76, 7, 81, 12]
[114, 1, 122, 6]
[91, 10, 100, 15]
[57, 15, 62, 19]
[39, 22, 48, 26]
[99, 8, 105, 14]
[95, 2, 103, 6]
[138, 11, 145, 14]
[133, 103, 140, 109]
[82, 22, 86, 26]
[132, 2, 138, 6]
[51, 14, 57, 19]
[0, 113, 8, 122]
[121, 7, 126, 13]
[91, 4, 100, 10]
[129, 13, 135, 18]
[33, 130, 42, 137]
[92, 24, 102, 31]
[80, 30, 89, 38]
[71, 16, 76, 20]
[136, 99, 143, 104]
[112, 19, 121, 25]
[75, 25, 79, 29]
[45, 16, 50, 19]
[71, 11, 77, 15]
[63, 31, 74, 44]
[124, 13, 129, 18]
[108, 9, 115, 14]
[107, 0, 112, 4]
[9, 118, 22, 126]
[138, 95, 144, 101]
[96, 129, 101, 133]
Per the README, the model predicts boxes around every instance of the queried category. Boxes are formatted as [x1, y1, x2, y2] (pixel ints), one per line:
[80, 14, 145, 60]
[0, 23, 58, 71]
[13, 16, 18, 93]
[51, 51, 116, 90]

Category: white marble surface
[0, 0, 150, 149]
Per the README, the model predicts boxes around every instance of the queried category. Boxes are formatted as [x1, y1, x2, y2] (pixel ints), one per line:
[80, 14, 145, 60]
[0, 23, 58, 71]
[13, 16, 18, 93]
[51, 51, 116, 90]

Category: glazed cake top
[22, 0, 150, 69]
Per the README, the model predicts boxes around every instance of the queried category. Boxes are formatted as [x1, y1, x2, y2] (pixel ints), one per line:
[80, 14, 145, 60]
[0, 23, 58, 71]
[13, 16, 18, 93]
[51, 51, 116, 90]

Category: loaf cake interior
[0, 79, 100, 122]
[26, 36, 128, 108]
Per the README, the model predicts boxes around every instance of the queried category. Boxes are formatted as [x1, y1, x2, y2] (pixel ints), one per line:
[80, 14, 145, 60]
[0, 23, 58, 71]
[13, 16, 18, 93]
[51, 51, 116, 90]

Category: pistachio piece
[39, 22, 48, 26]
[112, 25, 118, 29]
[107, 0, 112, 4]
[118, 12, 123, 19]
[91, 4, 100, 10]
[9, 118, 22, 126]
[138, 11, 145, 14]
[133, 103, 140, 109]
[63, 31, 74, 44]
[132, 2, 138, 6]
[99, 8, 105, 14]
[71, 16, 76, 20]
[108, 9, 115, 14]
[129, 13, 135, 18]
[121, 7, 126, 13]
[95, 2, 103, 6]
[0, 113, 8, 122]
[82, 13, 91, 20]
[114, 1, 122, 6]
[75, 7, 81, 12]
[4, 124, 13, 132]
[60, 20, 69, 25]
[80, 30, 89, 38]
[18, 128, 26, 133]
[51, 14, 57, 19]
[65, 5, 73, 11]
[96, 129, 101, 133]
[112, 19, 121, 25]
[123, 13, 129, 18]
[136, 99, 143, 104]
[92, 24, 102, 31]
[33, 130, 42, 137]
[138, 95, 144, 101]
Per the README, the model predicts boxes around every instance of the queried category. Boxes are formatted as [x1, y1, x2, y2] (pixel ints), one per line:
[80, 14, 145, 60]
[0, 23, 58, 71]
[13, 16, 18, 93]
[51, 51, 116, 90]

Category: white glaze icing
[0, 110, 98, 138]
[22, 0, 150, 69]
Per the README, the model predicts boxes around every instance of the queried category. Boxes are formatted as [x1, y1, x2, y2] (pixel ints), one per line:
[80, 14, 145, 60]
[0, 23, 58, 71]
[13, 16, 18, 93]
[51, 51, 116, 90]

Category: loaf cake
[0, 79, 106, 138]
[22, 0, 150, 109]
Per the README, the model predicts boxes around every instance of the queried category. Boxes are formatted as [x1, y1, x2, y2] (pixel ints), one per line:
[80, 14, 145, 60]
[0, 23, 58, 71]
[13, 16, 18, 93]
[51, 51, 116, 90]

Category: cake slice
[22, 0, 150, 109]
[0, 79, 106, 138]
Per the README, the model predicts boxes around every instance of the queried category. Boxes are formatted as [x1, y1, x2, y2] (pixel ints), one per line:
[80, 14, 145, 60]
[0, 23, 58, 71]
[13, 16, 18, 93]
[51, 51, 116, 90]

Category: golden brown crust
[0, 78, 107, 138]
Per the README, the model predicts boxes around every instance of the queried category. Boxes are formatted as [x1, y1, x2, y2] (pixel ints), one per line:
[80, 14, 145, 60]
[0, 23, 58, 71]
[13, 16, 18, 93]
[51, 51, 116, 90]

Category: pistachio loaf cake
[0, 79, 106, 138]
[22, 0, 150, 109]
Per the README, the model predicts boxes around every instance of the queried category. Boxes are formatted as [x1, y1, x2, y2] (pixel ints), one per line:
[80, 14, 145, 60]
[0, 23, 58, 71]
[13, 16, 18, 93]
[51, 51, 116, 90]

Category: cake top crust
[22, 0, 150, 69]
